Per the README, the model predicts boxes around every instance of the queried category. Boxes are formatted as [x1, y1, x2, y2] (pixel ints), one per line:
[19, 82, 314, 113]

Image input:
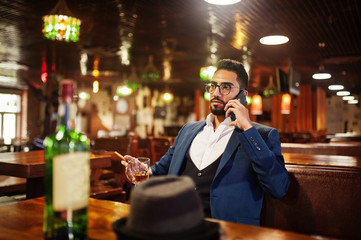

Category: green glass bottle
[43, 80, 90, 240]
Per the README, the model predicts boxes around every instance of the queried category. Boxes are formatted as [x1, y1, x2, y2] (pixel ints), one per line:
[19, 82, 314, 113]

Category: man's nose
[213, 85, 222, 97]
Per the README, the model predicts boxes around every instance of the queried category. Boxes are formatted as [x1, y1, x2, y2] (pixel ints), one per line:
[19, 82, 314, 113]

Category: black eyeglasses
[205, 82, 240, 95]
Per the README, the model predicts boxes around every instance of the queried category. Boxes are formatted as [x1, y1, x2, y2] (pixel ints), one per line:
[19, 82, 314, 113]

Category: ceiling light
[260, 35, 289, 45]
[336, 91, 350, 96]
[312, 65, 331, 80]
[342, 96, 354, 101]
[328, 84, 344, 90]
[259, 24, 289, 45]
[42, 0, 81, 42]
[204, 0, 241, 5]
[348, 100, 359, 104]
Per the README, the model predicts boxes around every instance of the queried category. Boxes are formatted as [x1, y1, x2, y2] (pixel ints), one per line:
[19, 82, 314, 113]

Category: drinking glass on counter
[129, 157, 150, 185]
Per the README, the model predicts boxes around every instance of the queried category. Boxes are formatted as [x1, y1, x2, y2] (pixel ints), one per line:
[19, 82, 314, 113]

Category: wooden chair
[89, 155, 130, 202]
[91, 135, 137, 202]
[91, 135, 138, 201]
[148, 136, 173, 165]
[92, 136, 138, 156]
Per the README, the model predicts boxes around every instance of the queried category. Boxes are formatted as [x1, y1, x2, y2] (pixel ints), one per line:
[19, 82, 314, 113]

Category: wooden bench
[261, 161, 361, 239]
[0, 176, 26, 196]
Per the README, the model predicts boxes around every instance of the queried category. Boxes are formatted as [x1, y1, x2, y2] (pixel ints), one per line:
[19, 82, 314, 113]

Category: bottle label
[53, 152, 90, 211]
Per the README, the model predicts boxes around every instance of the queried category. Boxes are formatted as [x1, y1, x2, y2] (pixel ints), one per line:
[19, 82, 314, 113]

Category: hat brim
[112, 217, 220, 240]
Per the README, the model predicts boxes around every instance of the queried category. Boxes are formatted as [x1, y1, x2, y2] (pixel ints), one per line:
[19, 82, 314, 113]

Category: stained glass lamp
[42, 0, 81, 42]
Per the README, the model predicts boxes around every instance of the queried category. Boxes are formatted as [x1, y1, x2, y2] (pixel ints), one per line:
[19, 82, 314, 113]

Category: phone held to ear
[230, 90, 247, 121]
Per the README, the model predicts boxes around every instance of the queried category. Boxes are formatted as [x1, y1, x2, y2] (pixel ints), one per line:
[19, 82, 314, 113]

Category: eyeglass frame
[205, 81, 241, 95]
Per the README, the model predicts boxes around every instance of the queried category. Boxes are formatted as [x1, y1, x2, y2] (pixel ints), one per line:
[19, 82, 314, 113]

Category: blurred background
[1, 0, 361, 149]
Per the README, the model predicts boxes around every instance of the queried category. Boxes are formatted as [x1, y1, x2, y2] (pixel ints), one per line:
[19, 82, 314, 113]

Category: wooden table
[0, 150, 112, 198]
[0, 197, 332, 240]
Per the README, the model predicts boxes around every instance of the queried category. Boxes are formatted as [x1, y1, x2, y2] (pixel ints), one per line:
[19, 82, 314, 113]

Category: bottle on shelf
[43, 79, 90, 240]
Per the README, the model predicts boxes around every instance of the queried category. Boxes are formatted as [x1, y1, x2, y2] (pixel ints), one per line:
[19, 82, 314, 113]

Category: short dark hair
[215, 59, 248, 90]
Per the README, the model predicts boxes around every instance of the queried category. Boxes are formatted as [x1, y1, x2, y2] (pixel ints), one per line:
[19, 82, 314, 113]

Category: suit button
[197, 172, 202, 177]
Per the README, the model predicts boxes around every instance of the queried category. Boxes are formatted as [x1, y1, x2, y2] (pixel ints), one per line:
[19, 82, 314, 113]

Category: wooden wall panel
[316, 87, 326, 130]
[296, 85, 313, 132]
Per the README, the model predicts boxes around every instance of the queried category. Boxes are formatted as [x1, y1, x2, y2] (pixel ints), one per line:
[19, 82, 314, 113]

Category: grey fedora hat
[112, 175, 220, 240]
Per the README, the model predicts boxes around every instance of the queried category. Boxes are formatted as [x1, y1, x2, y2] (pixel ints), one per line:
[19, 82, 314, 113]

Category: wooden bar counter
[0, 151, 113, 198]
[283, 152, 361, 169]
[0, 197, 331, 240]
[281, 142, 361, 157]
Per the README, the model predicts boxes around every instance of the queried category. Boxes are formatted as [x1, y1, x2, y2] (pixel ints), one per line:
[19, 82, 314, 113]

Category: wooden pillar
[316, 87, 326, 130]
[296, 84, 313, 132]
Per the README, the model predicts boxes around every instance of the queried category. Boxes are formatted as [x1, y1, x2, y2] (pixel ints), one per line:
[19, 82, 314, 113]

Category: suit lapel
[214, 128, 243, 178]
[168, 121, 206, 174]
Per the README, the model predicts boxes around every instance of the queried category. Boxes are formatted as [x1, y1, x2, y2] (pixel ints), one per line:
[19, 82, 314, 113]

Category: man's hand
[225, 99, 253, 131]
[121, 155, 153, 183]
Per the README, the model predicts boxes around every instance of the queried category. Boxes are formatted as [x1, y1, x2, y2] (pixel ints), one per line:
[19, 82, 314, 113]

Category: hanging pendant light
[260, 24, 289, 45]
[200, 65, 217, 81]
[312, 65, 331, 80]
[142, 56, 159, 82]
[281, 93, 291, 114]
[127, 66, 142, 91]
[42, 0, 81, 42]
[250, 94, 263, 115]
[263, 75, 278, 97]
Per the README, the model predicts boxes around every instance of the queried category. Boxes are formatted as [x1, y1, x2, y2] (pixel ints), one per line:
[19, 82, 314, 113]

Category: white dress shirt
[189, 114, 235, 170]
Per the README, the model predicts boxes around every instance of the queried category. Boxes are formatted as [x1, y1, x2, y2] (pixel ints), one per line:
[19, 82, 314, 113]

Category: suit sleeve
[239, 126, 290, 198]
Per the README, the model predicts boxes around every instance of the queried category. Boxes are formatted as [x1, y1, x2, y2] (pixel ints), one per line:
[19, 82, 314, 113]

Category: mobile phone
[230, 90, 247, 121]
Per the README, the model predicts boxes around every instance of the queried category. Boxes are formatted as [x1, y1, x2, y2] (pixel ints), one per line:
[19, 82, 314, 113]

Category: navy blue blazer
[151, 120, 290, 226]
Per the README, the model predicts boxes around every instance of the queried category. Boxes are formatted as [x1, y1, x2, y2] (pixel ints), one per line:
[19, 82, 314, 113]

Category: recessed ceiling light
[312, 65, 331, 80]
[342, 96, 354, 101]
[348, 100, 358, 104]
[328, 84, 344, 90]
[313, 72, 331, 79]
[336, 91, 350, 96]
[204, 0, 241, 5]
[259, 35, 289, 45]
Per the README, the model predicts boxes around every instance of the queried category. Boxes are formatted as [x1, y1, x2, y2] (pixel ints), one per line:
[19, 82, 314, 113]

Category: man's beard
[210, 97, 226, 116]
[210, 106, 226, 116]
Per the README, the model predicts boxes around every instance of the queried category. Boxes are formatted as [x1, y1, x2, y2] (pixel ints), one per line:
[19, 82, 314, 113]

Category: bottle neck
[58, 100, 77, 130]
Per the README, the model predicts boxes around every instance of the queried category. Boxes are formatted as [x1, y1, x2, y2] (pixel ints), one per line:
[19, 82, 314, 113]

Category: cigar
[114, 151, 126, 161]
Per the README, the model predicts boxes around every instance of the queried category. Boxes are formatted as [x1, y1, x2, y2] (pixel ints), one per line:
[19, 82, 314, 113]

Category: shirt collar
[206, 113, 233, 128]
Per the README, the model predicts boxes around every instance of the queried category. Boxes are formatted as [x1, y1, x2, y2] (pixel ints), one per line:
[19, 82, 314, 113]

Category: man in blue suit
[123, 59, 290, 226]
